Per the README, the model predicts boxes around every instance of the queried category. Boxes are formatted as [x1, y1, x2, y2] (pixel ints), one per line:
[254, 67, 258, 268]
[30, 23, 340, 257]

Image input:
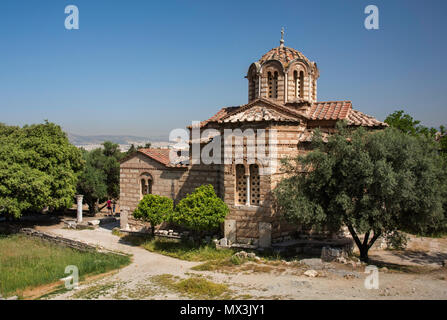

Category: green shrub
[172, 185, 228, 237]
[384, 231, 408, 250]
[133, 194, 173, 235]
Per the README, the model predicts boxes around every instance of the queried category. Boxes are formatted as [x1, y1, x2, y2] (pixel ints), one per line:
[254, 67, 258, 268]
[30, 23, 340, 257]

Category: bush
[133, 194, 173, 235]
[172, 185, 228, 237]
[384, 231, 408, 250]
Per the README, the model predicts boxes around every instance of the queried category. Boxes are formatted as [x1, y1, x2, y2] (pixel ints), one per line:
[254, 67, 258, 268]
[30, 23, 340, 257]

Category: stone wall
[119, 121, 317, 246]
[20, 228, 98, 252]
[119, 153, 220, 232]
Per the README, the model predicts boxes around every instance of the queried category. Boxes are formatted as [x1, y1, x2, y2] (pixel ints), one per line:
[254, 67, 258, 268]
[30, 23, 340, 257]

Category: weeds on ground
[72, 282, 118, 300]
[150, 274, 231, 299]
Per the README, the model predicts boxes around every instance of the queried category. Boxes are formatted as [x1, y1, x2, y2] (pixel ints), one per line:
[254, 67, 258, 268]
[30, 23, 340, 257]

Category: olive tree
[274, 123, 446, 262]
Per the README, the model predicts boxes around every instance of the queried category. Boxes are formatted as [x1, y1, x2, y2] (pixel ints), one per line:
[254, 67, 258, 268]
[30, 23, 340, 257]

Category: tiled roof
[195, 106, 240, 128]
[222, 105, 299, 123]
[138, 148, 188, 167]
[197, 99, 386, 129]
[259, 46, 311, 67]
[308, 101, 352, 120]
[346, 109, 388, 127]
[138, 148, 171, 166]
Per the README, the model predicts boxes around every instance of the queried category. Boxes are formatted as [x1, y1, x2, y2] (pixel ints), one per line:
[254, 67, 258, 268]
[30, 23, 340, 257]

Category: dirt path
[38, 224, 447, 300]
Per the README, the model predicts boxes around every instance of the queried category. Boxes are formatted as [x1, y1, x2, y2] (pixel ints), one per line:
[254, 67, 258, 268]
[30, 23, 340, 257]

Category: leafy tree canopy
[385, 110, 437, 137]
[274, 123, 446, 262]
[386, 110, 447, 168]
[133, 194, 173, 235]
[172, 185, 229, 235]
[76, 141, 123, 213]
[0, 121, 83, 218]
[76, 149, 108, 214]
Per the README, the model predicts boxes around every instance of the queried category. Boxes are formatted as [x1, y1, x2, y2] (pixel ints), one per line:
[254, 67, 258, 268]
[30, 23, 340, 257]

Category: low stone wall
[273, 238, 354, 256]
[20, 228, 98, 252]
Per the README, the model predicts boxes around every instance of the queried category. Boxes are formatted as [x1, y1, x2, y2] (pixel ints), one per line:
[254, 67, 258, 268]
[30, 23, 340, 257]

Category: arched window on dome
[299, 71, 304, 98]
[312, 78, 316, 101]
[273, 71, 278, 99]
[293, 71, 298, 98]
[268, 72, 273, 98]
[250, 77, 256, 101]
[268, 71, 278, 99]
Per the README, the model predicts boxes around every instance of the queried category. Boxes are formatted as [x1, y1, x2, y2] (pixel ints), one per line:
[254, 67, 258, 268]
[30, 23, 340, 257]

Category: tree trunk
[359, 246, 369, 263]
[151, 225, 155, 237]
[87, 200, 97, 215]
[345, 223, 381, 263]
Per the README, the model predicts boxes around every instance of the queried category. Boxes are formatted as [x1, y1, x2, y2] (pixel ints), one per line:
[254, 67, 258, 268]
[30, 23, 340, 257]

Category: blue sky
[0, 0, 446, 137]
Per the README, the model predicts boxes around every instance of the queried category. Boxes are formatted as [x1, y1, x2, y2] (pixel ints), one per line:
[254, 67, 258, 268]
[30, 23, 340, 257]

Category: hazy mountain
[67, 133, 171, 151]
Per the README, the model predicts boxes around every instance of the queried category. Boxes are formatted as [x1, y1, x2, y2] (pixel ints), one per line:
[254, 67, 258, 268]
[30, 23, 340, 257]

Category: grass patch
[192, 258, 238, 271]
[0, 234, 131, 297]
[142, 238, 234, 261]
[150, 274, 230, 299]
[111, 227, 124, 237]
[176, 277, 228, 298]
[120, 234, 235, 262]
[72, 282, 118, 300]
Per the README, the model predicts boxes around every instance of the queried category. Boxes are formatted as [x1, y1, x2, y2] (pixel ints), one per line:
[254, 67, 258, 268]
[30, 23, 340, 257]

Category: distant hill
[67, 133, 170, 151]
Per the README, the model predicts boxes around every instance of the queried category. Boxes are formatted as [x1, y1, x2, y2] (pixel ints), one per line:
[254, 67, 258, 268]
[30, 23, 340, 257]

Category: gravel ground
[36, 223, 447, 300]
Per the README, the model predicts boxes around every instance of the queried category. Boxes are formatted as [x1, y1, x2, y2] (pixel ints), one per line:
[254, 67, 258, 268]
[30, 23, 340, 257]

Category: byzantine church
[119, 30, 387, 247]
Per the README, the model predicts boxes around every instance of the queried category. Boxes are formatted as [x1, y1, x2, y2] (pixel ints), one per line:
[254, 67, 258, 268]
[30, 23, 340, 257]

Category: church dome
[258, 45, 312, 69]
[246, 28, 319, 104]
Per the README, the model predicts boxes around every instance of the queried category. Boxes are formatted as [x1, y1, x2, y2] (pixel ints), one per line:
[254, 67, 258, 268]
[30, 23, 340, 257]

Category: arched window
[234, 164, 261, 206]
[273, 71, 278, 99]
[312, 78, 316, 101]
[299, 71, 304, 98]
[293, 71, 298, 97]
[235, 164, 247, 205]
[268, 71, 278, 99]
[249, 164, 260, 206]
[141, 179, 147, 196]
[140, 173, 152, 199]
[250, 77, 256, 101]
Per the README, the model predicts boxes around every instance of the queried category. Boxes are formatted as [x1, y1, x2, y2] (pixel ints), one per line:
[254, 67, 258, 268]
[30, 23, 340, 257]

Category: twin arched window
[235, 164, 260, 206]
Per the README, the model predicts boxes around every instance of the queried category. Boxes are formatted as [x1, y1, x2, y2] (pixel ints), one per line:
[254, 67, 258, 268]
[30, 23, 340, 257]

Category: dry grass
[150, 274, 231, 299]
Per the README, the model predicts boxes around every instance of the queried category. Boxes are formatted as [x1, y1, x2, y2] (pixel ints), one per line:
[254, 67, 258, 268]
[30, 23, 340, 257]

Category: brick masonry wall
[120, 153, 220, 231]
[120, 121, 315, 245]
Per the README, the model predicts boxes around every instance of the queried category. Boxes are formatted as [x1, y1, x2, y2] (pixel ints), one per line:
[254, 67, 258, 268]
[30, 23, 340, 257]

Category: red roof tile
[259, 46, 311, 67]
[346, 109, 388, 127]
[309, 101, 352, 120]
[138, 148, 171, 166]
[197, 99, 387, 130]
[194, 106, 240, 128]
[138, 148, 187, 167]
